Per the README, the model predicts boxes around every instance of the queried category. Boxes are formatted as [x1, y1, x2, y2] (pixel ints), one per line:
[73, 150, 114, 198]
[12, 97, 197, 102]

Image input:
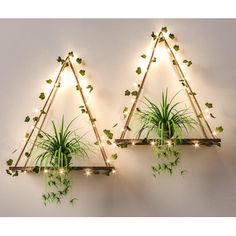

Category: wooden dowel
[68, 58, 109, 167]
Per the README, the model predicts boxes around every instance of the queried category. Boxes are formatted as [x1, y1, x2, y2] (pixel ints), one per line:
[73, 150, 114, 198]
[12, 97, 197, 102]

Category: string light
[44, 169, 48, 173]
[85, 169, 91, 176]
[33, 108, 39, 114]
[212, 131, 217, 136]
[101, 142, 105, 147]
[59, 168, 64, 174]
[133, 82, 138, 87]
[194, 142, 199, 148]
[121, 128, 124, 132]
[206, 115, 210, 119]
[30, 125, 35, 130]
[23, 137, 28, 141]
[23, 170, 27, 174]
[112, 143, 117, 147]
[167, 140, 172, 146]
[112, 169, 116, 174]
[131, 98, 136, 104]
[101, 135, 105, 140]
[107, 159, 111, 163]
[150, 141, 155, 146]
[131, 141, 135, 146]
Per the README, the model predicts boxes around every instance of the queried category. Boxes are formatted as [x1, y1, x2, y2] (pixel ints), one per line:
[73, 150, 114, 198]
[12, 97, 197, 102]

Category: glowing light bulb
[23, 170, 27, 174]
[212, 131, 217, 136]
[123, 111, 128, 116]
[93, 124, 96, 127]
[44, 169, 48, 173]
[112, 169, 116, 174]
[85, 169, 91, 176]
[151, 141, 155, 146]
[101, 135, 105, 140]
[204, 109, 209, 113]
[101, 143, 105, 147]
[33, 108, 39, 114]
[131, 141, 135, 146]
[112, 143, 117, 147]
[194, 143, 199, 148]
[133, 82, 138, 87]
[30, 125, 35, 130]
[167, 140, 172, 146]
[59, 168, 64, 174]
[206, 115, 210, 119]
[107, 159, 111, 163]
[131, 98, 136, 104]
[121, 128, 124, 132]
[23, 137, 28, 141]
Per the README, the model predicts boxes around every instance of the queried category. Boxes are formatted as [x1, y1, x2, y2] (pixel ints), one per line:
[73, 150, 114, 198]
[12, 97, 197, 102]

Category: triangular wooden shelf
[11, 54, 115, 174]
[115, 30, 221, 147]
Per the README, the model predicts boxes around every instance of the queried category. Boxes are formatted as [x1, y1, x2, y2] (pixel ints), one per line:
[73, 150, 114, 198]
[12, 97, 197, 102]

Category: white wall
[0, 19, 236, 216]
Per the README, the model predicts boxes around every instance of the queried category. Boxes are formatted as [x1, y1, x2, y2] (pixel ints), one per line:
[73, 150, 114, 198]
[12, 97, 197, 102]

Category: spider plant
[35, 116, 91, 205]
[137, 89, 197, 176]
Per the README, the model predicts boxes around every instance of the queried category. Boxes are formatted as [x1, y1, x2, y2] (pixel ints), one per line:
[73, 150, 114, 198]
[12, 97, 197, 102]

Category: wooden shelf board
[115, 138, 221, 147]
[9, 166, 115, 173]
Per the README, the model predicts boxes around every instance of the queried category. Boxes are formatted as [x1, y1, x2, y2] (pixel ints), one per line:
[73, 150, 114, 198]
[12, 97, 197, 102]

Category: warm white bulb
[131, 98, 136, 104]
[131, 141, 135, 146]
[101, 135, 105, 140]
[34, 108, 39, 114]
[194, 143, 199, 148]
[31, 125, 35, 130]
[112, 143, 117, 147]
[151, 141, 155, 146]
[121, 128, 124, 132]
[124, 111, 128, 116]
[23, 170, 27, 174]
[204, 108, 209, 113]
[133, 82, 138, 87]
[107, 159, 111, 163]
[59, 168, 64, 174]
[23, 137, 27, 141]
[206, 115, 210, 119]
[112, 169, 116, 174]
[85, 169, 91, 176]
[167, 140, 172, 146]
[212, 131, 217, 136]
[101, 143, 105, 147]
[44, 169, 48, 173]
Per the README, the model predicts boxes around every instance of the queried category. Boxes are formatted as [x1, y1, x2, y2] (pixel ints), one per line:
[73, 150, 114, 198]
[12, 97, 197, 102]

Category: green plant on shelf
[137, 89, 197, 176]
[34, 116, 92, 205]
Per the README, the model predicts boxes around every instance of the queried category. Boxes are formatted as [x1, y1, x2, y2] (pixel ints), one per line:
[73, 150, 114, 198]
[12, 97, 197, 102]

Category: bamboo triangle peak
[14, 55, 110, 169]
[120, 29, 215, 140]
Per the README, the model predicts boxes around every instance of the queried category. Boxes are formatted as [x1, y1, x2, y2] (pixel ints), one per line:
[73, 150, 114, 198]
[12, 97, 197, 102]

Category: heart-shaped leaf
[169, 33, 175, 39]
[111, 153, 118, 160]
[216, 126, 224, 133]
[205, 102, 213, 109]
[86, 85, 93, 92]
[173, 45, 179, 51]
[79, 70, 85, 76]
[46, 79, 52, 84]
[136, 67, 141, 75]
[161, 26, 168, 33]
[24, 116, 30, 122]
[141, 54, 147, 59]
[125, 90, 131, 96]
[151, 32, 157, 40]
[39, 92, 45, 100]
[6, 159, 13, 166]
[76, 58, 82, 64]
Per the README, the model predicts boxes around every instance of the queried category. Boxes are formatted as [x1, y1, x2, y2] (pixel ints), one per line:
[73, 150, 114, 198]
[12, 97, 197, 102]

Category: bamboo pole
[68, 58, 109, 167]
[14, 58, 69, 167]
[120, 32, 163, 139]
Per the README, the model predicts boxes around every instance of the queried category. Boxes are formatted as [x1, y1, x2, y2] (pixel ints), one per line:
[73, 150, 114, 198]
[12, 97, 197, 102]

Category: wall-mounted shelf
[9, 166, 115, 173]
[115, 138, 221, 147]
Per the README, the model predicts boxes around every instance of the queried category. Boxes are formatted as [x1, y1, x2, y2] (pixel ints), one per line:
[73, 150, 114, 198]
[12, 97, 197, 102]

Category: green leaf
[6, 159, 13, 166]
[183, 60, 188, 63]
[57, 56, 64, 63]
[123, 107, 128, 118]
[76, 58, 82, 64]
[81, 108, 87, 114]
[112, 123, 118, 128]
[169, 33, 175, 39]
[76, 85, 81, 90]
[141, 54, 147, 59]
[33, 166, 40, 174]
[136, 67, 141, 75]
[136, 107, 141, 112]
[152, 57, 157, 62]
[173, 45, 179, 51]
[39, 92, 45, 100]
[131, 91, 138, 96]
[151, 32, 157, 40]
[33, 116, 39, 122]
[216, 126, 224, 133]
[94, 141, 99, 145]
[46, 79, 52, 84]
[172, 60, 177, 65]
[24, 116, 30, 122]
[25, 152, 30, 157]
[79, 70, 85, 76]
[12, 171, 18, 177]
[68, 51, 74, 57]
[111, 153, 118, 160]
[205, 102, 213, 109]
[25, 133, 29, 138]
[161, 26, 168, 33]
[6, 169, 12, 176]
[210, 113, 216, 119]
[187, 61, 192, 67]
[86, 85, 93, 92]
[107, 140, 112, 145]
[103, 129, 113, 139]
[127, 126, 132, 131]
[125, 90, 131, 96]
[38, 133, 44, 138]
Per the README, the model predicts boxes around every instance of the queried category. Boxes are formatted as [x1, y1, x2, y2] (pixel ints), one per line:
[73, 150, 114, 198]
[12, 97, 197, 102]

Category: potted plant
[35, 116, 92, 205]
[137, 89, 197, 176]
